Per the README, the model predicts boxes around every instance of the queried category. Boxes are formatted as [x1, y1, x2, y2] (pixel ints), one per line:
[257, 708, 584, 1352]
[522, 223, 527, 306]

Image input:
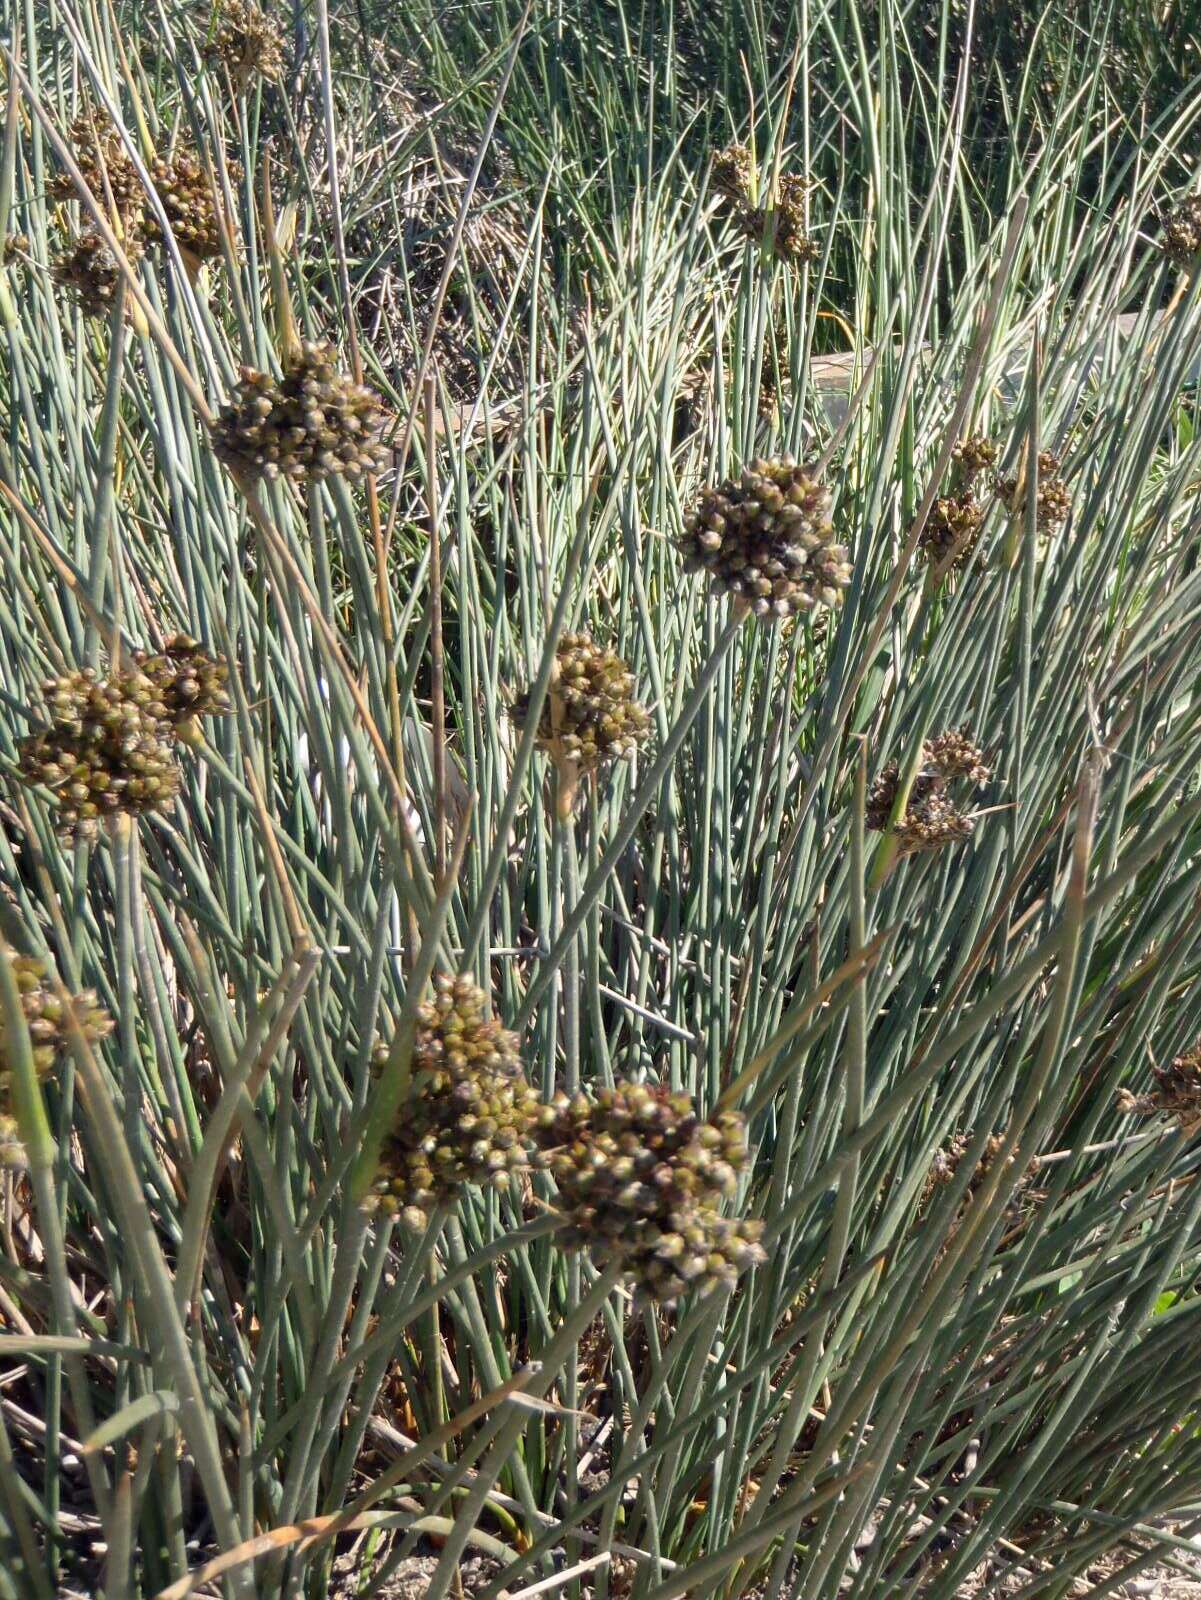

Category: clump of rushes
[866, 729, 991, 856]
[1118, 1044, 1201, 1130]
[0, 956, 112, 1165]
[998, 450, 1071, 534]
[202, 0, 285, 88]
[367, 974, 539, 1227]
[17, 669, 184, 844]
[132, 636, 231, 746]
[145, 150, 236, 266]
[212, 340, 388, 484]
[511, 632, 650, 816]
[52, 230, 142, 317]
[1160, 195, 1201, 267]
[49, 114, 144, 223]
[681, 456, 851, 621]
[535, 1081, 765, 1303]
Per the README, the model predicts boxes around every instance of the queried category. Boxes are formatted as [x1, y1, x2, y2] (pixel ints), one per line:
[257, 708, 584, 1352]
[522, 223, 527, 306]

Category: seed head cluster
[681, 456, 850, 620]
[53, 230, 143, 317]
[866, 729, 990, 855]
[17, 647, 230, 844]
[1160, 195, 1201, 266]
[920, 492, 986, 570]
[50, 115, 144, 223]
[512, 633, 650, 775]
[999, 450, 1070, 533]
[368, 975, 540, 1228]
[2, 232, 29, 265]
[710, 143, 819, 263]
[146, 150, 233, 264]
[212, 341, 388, 484]
[202, 0, 286, 88]
[133, 635, 231, 745]
[922, 1130, 1009, 1208]
[1118, 1044, 1201, 1129]
[711, 142, 753, 205]
[0, 956, 112, 1167]
[18, 671, 183, 843]
[750, 174, 820, 263]
[535, 1081, 765, 1302]
[951, 434, 999, 479]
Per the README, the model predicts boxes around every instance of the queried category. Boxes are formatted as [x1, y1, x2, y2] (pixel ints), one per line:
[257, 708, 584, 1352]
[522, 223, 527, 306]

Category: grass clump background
[1, 0, 1201, 1596]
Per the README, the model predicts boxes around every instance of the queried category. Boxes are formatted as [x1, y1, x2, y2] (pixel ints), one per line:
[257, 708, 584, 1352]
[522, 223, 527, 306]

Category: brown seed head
[0, 955, 112, 1165]
[212, 340, 388, 484]
[202, 0, 285, 88]
[146, 149, 239, 263]
[17, 668, 183, 844]
[866, 730, 990, 855]
[951, 434, 998, 480]
[1161, 195, 1201, 267]
[53, 230, 143, 317]
[998, 450, 1070, 533]
[50, 114, 144, 223]
[132, 636, 231, 744]
[919, 492, 986, 570]
[681, 456, 850, 620]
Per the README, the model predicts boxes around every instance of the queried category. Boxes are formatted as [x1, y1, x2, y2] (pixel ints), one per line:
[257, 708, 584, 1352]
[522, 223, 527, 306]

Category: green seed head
[512, 633, 651, 775]
[368, 975, 537, 1225]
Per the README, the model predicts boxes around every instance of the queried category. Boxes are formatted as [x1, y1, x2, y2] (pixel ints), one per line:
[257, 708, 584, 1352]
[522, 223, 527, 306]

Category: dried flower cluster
[201, 0, 285, 88]
[17, 645, 229, 844]
[145, 151, 233, 265]
[50, 115, 144, 223]
[710, 143, 819, 263]
[1160, 195, 1201, 267]
[368, 975, 540, 1227]
[1118, 1045, 1201, 1130]
[917, 435, 999, 571]
[681, 456, 850, 620]
[0, 956, 112, 1167]
[212, 341, 388, 484]
[133, 635, 232, 745]
[512, 633, 650, 782]
[2, 232, 29, 265]
[535, 1081, 764, 1302]
[866, 729, 991, 855]
[998, 450, 1071, 534]
[53, 230, 143, 317]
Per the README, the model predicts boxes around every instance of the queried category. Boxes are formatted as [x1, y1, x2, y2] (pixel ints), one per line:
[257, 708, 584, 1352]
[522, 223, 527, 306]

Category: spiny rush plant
[1, 0, 1201, 1597]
